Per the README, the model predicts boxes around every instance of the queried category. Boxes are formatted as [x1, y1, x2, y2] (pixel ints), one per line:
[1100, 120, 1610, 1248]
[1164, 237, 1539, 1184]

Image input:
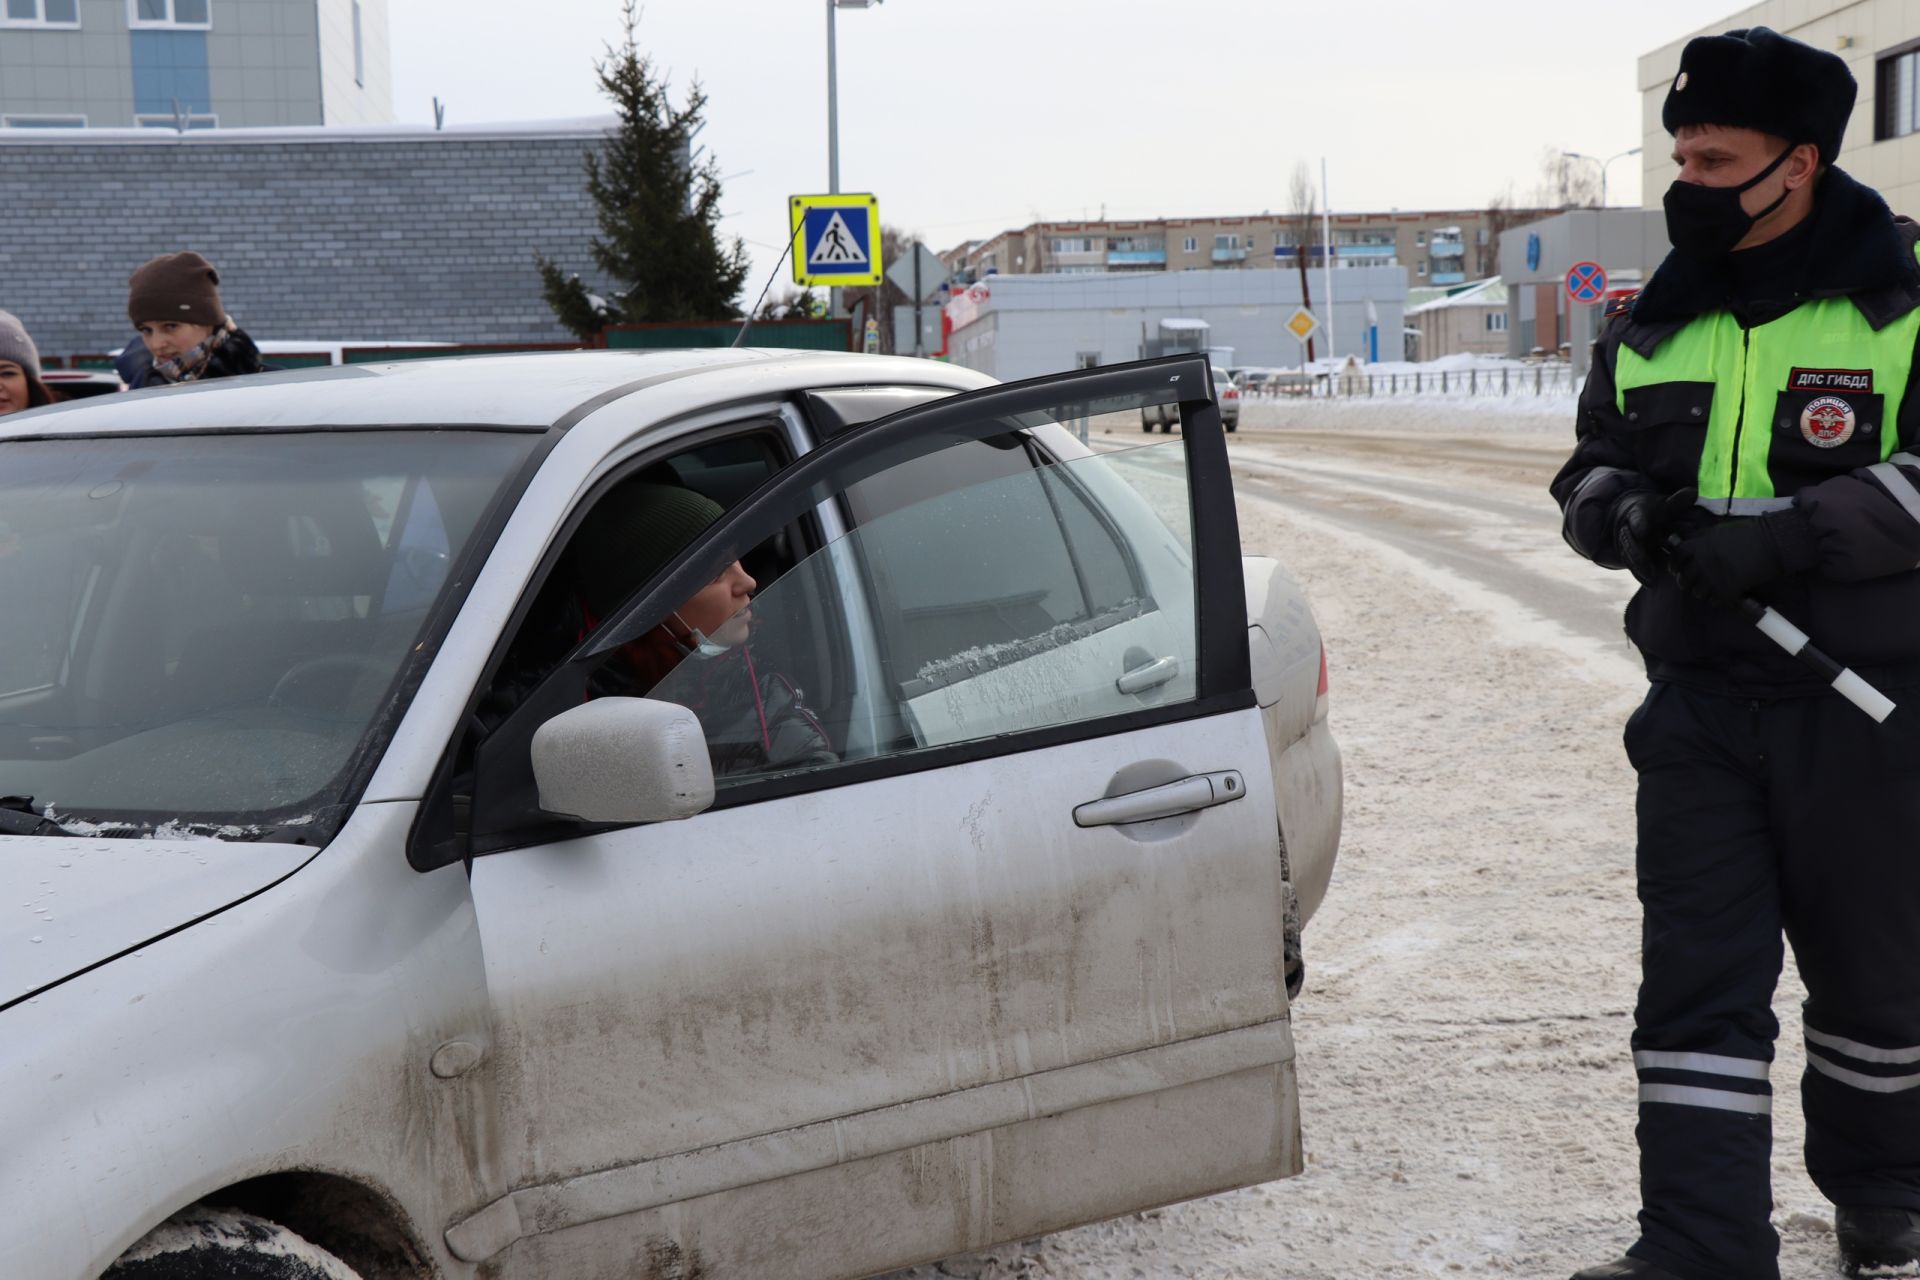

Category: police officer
[1554, 26, 1920, 1280]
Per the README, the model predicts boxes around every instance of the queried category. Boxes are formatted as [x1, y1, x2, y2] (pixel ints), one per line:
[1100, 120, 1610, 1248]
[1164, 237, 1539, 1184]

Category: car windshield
[0, 429, 535, 840]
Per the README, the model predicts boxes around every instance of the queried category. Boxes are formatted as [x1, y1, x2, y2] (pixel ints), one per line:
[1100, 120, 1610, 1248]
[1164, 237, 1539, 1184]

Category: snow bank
[1241, 393, 1579, 433]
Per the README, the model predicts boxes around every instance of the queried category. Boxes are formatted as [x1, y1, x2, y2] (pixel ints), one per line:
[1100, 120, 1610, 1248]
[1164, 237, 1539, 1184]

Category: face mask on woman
[1663, 145, 1796, 258]
[670, 611, 733, 659]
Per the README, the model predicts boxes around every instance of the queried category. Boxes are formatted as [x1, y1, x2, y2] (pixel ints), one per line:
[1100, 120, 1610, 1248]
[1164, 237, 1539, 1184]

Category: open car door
[437, 356, 1302, 1279]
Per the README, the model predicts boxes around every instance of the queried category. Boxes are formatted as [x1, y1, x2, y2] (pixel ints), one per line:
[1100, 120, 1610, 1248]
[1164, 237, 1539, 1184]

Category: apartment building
[0, 0, 390, 129]
[1641, 1, 1920, 217]
[940, 206, 1551, 288]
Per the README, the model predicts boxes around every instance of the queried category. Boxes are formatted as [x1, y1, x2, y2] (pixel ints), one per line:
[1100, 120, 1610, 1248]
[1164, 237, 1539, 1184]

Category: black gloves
[1611, 488, 1821, 604]
[1610, 488, 1700, 586]
[1667, 507, 1820, 607]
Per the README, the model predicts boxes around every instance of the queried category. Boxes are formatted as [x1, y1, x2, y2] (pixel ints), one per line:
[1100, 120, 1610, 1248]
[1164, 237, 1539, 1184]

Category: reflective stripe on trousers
[1635, 1050, 1773, 1115]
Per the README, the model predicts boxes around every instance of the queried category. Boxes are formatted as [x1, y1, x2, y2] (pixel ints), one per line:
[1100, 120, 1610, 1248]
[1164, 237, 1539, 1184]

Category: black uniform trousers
[1623, 681, 1920, 1280]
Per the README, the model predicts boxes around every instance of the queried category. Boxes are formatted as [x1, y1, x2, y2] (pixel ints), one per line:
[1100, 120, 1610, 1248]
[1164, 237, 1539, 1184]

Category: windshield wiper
[0, 795, 81, 838]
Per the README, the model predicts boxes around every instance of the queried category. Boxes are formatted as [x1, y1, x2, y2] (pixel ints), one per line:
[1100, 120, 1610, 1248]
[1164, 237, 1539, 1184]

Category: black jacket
[1551, 168, 1920, 692]
[589, 640, 837, 778]
[121, 327, 270, 389]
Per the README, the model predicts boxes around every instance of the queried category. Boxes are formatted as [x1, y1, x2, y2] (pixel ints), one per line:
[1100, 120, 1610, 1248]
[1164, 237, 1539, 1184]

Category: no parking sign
[1566, 261, 1608, 305]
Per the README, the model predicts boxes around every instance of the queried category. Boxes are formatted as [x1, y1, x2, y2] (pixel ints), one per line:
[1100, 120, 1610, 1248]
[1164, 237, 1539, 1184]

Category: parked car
[0, 349, 1340, 1280]
[1141, 363, 1240, 432]
[40, 369, 123, 401]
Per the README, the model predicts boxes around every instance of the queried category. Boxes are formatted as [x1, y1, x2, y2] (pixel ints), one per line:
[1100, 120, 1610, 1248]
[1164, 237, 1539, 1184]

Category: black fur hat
[1662, 26, 1857, 165]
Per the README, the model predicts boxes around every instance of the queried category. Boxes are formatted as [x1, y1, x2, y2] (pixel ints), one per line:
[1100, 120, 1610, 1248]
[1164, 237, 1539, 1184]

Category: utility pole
[1322, 156, 1335, 361]
[827, 0, 840, 195]
[1288, 161, 1318, 364]
[826, 0, 881, 319]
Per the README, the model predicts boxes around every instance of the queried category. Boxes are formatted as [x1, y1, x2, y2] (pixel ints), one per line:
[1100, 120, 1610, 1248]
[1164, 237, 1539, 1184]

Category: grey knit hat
[0, 310, 40, 379]
[570, 482, 726, 619]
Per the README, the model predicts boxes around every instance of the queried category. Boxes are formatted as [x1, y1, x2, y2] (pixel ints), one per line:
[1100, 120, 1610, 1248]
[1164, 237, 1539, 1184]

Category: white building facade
[944, 268, 1408, 382]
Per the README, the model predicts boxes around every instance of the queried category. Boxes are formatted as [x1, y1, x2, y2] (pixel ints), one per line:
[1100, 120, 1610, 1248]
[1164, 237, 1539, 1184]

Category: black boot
[1836, 1206, 1920, 1276]
[1569, 1259, 1686, 1280]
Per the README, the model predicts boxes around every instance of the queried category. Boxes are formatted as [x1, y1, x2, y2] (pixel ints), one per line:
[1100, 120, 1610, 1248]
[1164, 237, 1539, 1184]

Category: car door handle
[1073, 770, 1246, 828]
[1116, 655, 1180, 695]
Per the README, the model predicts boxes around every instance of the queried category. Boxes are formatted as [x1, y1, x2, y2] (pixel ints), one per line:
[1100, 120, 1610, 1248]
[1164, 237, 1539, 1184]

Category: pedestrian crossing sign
[790, 193, 883, 286]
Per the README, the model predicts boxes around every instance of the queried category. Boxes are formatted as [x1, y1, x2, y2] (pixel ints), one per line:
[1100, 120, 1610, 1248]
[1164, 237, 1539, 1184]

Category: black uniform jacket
[1551, 168, 1920, 692]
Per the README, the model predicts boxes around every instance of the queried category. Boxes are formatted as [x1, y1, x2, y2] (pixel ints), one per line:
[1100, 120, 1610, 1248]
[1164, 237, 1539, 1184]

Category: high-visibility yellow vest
[1613, 296, 1920, 514]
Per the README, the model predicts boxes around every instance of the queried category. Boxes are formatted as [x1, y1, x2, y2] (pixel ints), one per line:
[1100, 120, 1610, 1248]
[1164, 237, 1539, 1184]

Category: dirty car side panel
[466, 709, 1294, 1256]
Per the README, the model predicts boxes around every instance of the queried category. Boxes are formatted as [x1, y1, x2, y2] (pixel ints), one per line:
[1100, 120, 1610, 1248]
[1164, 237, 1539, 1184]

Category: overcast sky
[391, 0, 1743, 288]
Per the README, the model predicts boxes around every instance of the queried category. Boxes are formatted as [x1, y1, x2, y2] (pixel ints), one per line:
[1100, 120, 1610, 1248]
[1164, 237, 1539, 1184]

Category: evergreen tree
[537, 1, 750, 339]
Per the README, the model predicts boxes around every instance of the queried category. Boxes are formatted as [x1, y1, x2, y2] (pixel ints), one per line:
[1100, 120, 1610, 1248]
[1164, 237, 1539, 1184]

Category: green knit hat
[571, 482, 725, 619]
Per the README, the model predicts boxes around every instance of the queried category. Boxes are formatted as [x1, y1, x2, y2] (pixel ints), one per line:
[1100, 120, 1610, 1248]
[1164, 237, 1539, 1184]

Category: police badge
[1800, 395, 1856, 448]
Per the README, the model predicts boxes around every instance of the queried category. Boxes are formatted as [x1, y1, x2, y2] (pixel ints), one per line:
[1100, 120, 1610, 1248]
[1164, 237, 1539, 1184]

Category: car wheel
[1141, 415, 1153, 433]
[106, 1206, 364, 1280]
[1226, 421, 1238, 433]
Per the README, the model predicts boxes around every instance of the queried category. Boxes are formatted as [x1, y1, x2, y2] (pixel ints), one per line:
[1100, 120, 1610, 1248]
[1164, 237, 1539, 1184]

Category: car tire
[1226, 421, 1238, 433]
[106, 1205, 365, 1280]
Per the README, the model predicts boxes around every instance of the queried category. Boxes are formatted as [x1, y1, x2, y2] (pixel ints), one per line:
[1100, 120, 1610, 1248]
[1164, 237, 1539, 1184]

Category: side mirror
[530, 698, 715, 825]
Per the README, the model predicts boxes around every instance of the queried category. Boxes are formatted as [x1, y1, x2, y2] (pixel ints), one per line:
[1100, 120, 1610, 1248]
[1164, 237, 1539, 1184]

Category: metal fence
[1245, 365, 1578, 399]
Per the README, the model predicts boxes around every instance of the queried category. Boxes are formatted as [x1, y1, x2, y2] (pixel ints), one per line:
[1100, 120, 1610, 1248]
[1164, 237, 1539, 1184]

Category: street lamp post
[1563, 146, 1643, 208]
[828, 0, 881, 318]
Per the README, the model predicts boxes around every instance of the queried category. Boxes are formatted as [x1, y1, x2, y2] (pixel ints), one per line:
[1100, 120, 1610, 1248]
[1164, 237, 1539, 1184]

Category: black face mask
[1663, 145, 1796, 259]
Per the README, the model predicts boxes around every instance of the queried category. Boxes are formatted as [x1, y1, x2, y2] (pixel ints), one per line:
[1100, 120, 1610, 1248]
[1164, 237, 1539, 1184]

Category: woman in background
[0, 310, 58, 416]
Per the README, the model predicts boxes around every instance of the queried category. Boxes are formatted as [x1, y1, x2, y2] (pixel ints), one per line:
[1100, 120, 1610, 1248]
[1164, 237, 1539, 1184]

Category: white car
[0, 349, 1340, 1280]
[1141, 363, 1240, 432]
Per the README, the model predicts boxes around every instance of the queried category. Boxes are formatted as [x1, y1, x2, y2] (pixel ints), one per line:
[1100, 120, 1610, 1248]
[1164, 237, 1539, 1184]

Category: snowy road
[896, 401, 1855, 1280]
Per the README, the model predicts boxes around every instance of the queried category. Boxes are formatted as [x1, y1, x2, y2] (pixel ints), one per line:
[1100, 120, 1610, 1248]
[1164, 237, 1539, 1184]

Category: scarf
[150, 326, 229, 384]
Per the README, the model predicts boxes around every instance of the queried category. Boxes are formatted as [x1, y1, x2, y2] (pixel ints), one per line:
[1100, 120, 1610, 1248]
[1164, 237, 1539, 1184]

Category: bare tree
[1532, 148, 1603, 210]
[1287, 161, 1318, 363]
[1480, 185, 1522, 278]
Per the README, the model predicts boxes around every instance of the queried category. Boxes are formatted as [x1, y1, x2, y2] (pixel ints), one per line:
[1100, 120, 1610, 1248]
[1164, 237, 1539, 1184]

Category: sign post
[885, 241, 948, 358]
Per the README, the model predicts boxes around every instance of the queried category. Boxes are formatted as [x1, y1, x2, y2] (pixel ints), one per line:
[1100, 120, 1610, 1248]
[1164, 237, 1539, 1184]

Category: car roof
[0, 349, 992, 439]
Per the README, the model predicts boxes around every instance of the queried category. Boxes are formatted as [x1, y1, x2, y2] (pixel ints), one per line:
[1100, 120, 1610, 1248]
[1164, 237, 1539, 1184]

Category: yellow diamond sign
[1286, 307, 1319, 342]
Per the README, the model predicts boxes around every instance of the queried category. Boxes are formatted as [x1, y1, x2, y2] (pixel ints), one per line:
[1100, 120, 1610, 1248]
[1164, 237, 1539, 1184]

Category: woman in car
[0, 311, 58, 416]
[574, 481, 836, 777]
[120, 252, 269, 388]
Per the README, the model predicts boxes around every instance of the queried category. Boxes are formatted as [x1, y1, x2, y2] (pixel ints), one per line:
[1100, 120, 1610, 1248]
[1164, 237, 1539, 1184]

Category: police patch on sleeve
[1801, 395, 1857, 448]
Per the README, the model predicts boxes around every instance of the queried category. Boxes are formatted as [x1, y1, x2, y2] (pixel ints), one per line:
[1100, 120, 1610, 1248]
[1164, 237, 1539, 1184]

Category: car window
[0, 522, 87, 698]
[636, 435, 1196, 784]
[0, 431, 535, 834]
[473, 427, 830, 745]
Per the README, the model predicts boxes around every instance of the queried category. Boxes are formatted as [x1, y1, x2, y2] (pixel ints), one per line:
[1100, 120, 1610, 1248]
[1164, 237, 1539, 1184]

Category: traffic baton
[1737, 598, 1896, 723]
[1662, 531, 1896, 723]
